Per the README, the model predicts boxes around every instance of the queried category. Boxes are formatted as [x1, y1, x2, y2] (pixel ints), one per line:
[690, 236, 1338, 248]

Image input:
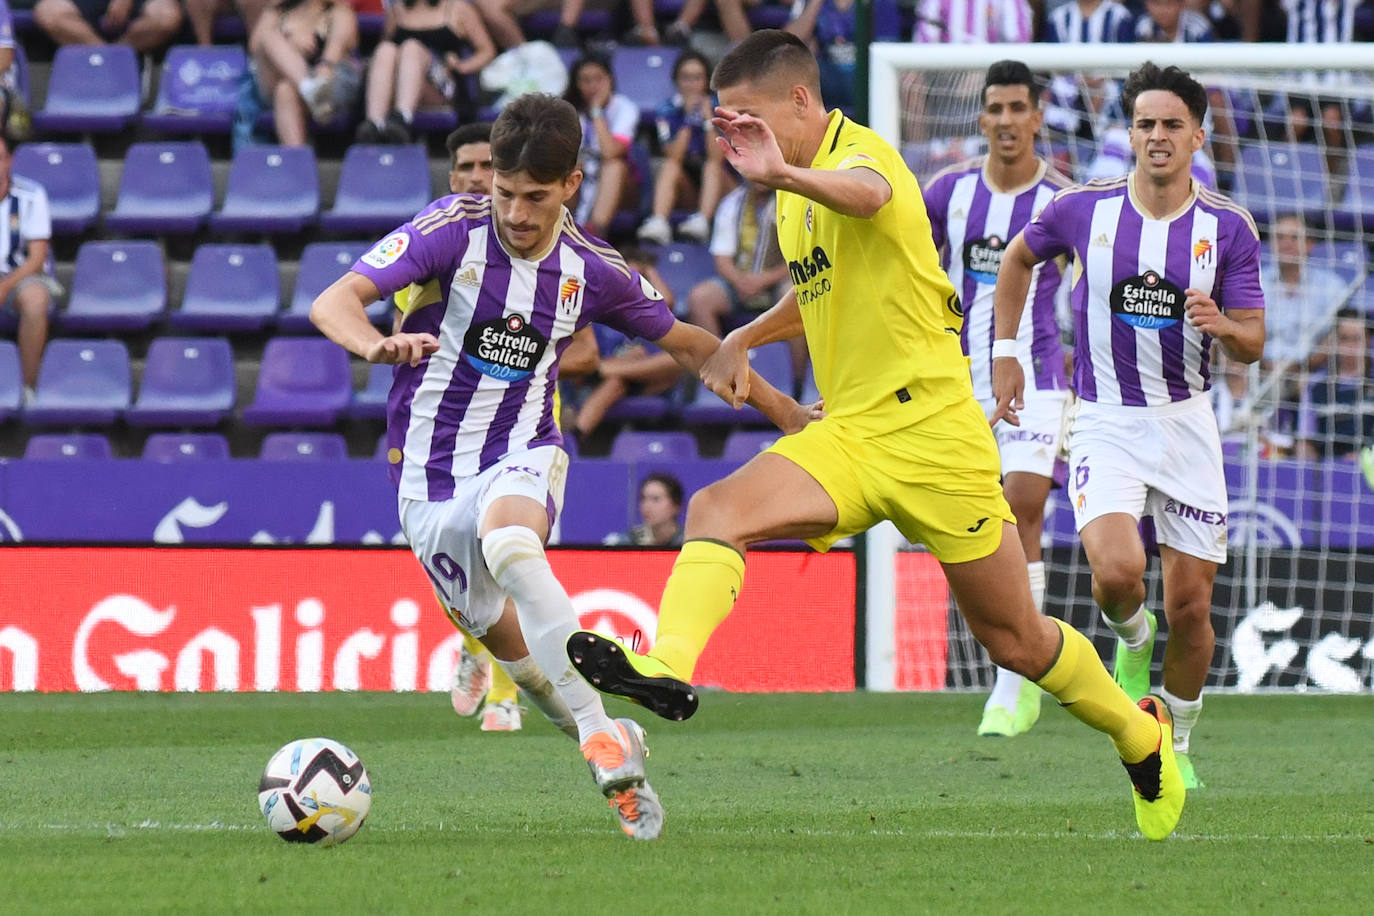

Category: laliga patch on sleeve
[639, 273, 664, 301]
[837, 152, 877, 169]
[362, 230, 411, 269]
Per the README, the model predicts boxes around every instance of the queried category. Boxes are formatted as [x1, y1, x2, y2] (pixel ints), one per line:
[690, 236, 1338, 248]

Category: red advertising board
[0, 547, 855, 693]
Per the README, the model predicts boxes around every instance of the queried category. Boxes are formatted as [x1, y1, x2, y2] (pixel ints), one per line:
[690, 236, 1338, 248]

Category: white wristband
[992, 339, 1018, 360]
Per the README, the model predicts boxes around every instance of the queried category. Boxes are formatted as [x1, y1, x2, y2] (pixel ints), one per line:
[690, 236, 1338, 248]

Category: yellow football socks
[1035, 618, 1160, 763]
[649, 539, 746, 680]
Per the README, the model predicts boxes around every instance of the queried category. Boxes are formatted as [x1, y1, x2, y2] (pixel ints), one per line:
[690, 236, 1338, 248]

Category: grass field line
[0, 820, 1364, 844]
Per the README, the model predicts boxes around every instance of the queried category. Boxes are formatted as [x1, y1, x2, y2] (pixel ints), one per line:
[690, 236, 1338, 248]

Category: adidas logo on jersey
[1092, 233, 1112, 248]
[455, 266, 480, 287]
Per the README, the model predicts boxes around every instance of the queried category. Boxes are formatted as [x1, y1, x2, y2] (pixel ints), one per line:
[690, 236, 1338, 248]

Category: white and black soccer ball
[258, 737, 372, 846]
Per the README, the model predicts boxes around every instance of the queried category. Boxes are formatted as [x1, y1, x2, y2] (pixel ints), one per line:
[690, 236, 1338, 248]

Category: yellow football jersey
[777, 110, 973, 436]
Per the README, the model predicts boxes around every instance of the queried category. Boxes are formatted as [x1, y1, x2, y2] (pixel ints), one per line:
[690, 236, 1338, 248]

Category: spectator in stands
[32, 0, 183, 51]
[564, 53, 639, 239]
[561, 247, 683, 442]
[249, 0, 361, 147]
[686, 180, 801, 374]
[472, 0, 606, 49]
[0, 0, 29, 141]
[1186, 0, 1261, 41]
[637, 50, 726, 246]
[355, 0, 496, 143]
[0, 136, 59, 404]
[1298, 309, 1374, 460]
[647, 0, 766, 47]
[785, 0, 858, 115]
[1261, 214, 1349, 374]
[1041, 0, 1134, 143]
[1135, 0, 1213, 39]
[607, 472, 686, 547]
[185, 0, 268, 46]
[914, 0, 1032, 42]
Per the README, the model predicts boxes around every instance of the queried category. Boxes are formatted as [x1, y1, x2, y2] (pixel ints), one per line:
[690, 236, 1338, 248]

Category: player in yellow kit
[567, 30, 1186, 839]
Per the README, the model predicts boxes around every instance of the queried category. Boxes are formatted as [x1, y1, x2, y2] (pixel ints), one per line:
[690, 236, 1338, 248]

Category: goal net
[864, 43, 1374, 693]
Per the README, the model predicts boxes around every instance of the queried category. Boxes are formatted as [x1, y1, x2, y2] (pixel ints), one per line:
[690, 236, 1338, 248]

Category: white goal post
[862, 42, 1374, 694]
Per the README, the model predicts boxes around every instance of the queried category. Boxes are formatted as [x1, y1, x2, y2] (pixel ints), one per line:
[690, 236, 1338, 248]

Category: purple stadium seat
[1232, 143, 1327, 226]
[60, 241, 167, 332]
[652, 241, 716, 306]
[560, 459, 634, 543]
[748, 2, 791, 28]
[681, 341, 794, 426]
[278, 241, 390, 330]
[319, 145, 432, 235]
[348, 362, 392, 420]
[126, 337, 236, 427]
[720, 429, 779, 462]
[1307, 241, 1366, 284]
[241, 337, 353, 427]
[142, 45, 247, 134]
[799, 362, 819, 403]
[104, 142, 214, 235]
[24, 339, 132, 426]
[33, 45, 140, 133]
[24, 433, 114, 460]
[210, 145, 320, 235]
[172, 244, 280, 332]
[0, 340, 20, 422]
[609, 429, 699, 462]
[411, 106, 459, 136]
[611, 48, 679, 129]
[260, 431, 350, 461]
[520, 8, 613, 38]
[11, 142, 100, 235]
[603, 390, 677, 424]
[1341, 148, 1374, 232]
[142, 432, 232, 461]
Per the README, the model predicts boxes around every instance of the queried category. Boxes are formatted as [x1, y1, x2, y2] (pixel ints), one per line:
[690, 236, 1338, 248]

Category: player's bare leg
[978, 470, 1052, 736]
[568, 452, 836, 720]
[1081, 513, 1157, 703]
[1156, 546, 1219, 789]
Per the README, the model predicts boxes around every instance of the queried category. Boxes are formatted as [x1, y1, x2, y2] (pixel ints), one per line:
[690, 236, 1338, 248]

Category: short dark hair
[563, 54, 614, 112]
[640, 472, 683, 509]
[1335, 306, 1367, 326]
[711, 29, 820, 98]
[619, 244, 657, 267]
[445, 122, 493, 158]
[490, 94, 582, 183]
[672, 49, 712, 84]
[1122, 62, 1208, 125]
[983, 60, 1039, 107]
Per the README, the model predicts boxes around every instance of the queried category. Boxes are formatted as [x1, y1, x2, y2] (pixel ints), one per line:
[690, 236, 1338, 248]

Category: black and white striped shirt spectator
[1043, 0, 1136, 43]
[1283, 0, 1358, 43]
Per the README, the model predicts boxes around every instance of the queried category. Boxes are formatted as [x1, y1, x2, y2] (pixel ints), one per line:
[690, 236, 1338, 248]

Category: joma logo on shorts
[1164, 498, 1226, 526]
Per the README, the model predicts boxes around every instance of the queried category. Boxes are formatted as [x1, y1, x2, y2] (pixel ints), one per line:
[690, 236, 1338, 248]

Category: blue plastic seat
[172, 244, 280, 332]
[24, 433, 114, 460]
[1232, 143, 1327, 226]
[241, 337, 354, 427]
[210, 145, 320, 235]
[104, 141, 214, 235]
[0, 340, 20, 422]
[652, 241, 717, 307]
[319, 145, 432, 235]
[142, 432, 232, 461]
[681, 340, 794, 426]
[1307, 241, 1367, 284]
[260, 431, 350, 461]
[60, 241, 167, 332]
[611, 47, 677, 129]
[720, 429, 779, 462]
[11, 142, 100, 235]
[348, 362, 393, 420]
[24, 339, 132, 426]
[278, 241, 383, 331]
[126, 337, 236, 427]
[142, 45, 248, 134]
[609, 429, 699, 462]
[33, 45, 140, 133]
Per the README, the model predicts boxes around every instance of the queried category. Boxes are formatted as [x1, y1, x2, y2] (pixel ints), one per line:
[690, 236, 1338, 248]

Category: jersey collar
[1126, 172, 1198, 223]
[811, 109, 846, 168]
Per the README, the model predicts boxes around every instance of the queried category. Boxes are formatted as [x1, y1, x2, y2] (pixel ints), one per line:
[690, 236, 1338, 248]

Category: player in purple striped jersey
[993, 63, 1266, 789]
[924, 60, 1073, 739]
[311, 93, 810, 840]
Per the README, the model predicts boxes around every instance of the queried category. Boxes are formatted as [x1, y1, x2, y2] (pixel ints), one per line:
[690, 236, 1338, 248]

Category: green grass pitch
[1, 691, 1371, 915]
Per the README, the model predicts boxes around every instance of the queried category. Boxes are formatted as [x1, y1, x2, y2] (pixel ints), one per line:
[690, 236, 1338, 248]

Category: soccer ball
[258, 737, 372, 846]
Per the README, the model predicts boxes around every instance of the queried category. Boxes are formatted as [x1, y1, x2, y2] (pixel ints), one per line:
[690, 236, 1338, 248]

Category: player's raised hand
[1184, 289, 1225, 335]
[365, 332, 439, 367]
[712, 108, 786, 185]
[990, 355, 1025, 427]
[699, 335, 752, 408]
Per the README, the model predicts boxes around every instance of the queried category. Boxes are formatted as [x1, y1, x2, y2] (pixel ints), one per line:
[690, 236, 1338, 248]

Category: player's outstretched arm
[312, 271, 439, 367]
[656, 319, 813, 434]
[990, 233, 1043, 427]
[711, 109, 891, 219]
[700, 288, 805, 408]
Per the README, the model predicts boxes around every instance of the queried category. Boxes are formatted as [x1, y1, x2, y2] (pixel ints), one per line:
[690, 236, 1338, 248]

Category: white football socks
[1160, 686, 1202, 753]
[1104, 605, 1153, 651]
[498, 655, 578, 739]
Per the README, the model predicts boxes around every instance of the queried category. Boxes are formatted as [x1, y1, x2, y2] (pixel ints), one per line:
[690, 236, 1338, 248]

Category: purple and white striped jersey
[924, 157, 1071, 400]
[353, 195, 675, 500]
[1022, 177, 1265, 407]
[912, 0, 1033, 43]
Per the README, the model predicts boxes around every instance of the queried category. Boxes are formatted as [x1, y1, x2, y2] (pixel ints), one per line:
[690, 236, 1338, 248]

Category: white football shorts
[1066, 394, 1228, 564]
[398, 445, 569, 636]
[979, 390, 1072, 479]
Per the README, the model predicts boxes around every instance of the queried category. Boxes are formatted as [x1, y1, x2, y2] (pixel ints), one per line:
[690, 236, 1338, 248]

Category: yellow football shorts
[768, 395, 1015, 563]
